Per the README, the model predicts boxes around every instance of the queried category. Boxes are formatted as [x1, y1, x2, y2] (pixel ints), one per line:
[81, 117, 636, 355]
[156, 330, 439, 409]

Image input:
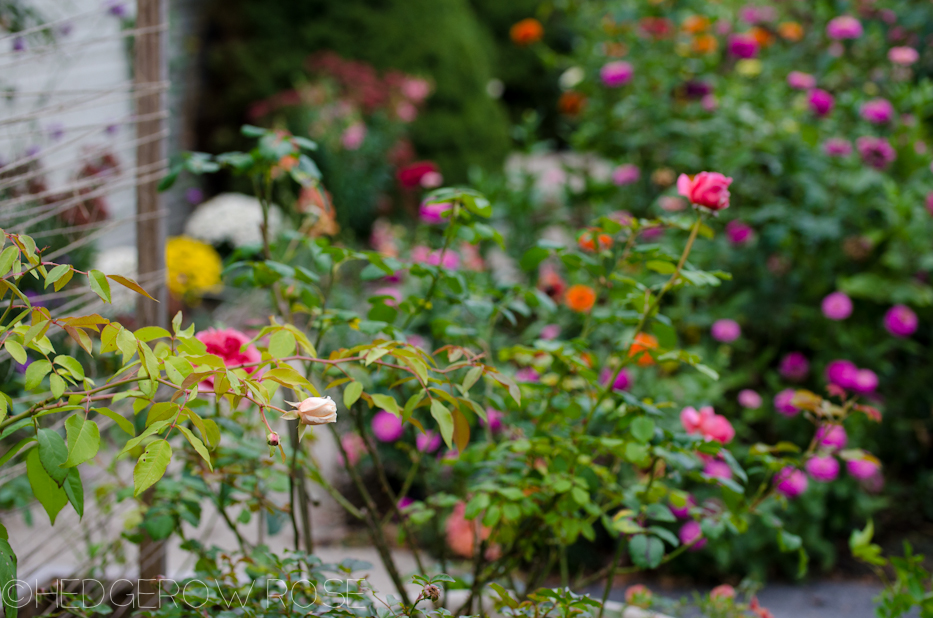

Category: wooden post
[135, 0, 168, 598]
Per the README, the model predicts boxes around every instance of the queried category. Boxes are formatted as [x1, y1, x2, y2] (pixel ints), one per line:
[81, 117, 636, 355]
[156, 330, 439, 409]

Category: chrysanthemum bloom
[565, 284, 596, 312]
[778, 21, 804, 41]
[826, 15, 863, 40]
[600, 367, 633, 391]
[860, 98, 894, 124]
[166, 236, 224, 298]
[774, 466, 808, 498]
[823, 138, 852, 157]
[787, 71, 816, 90]
[480, 408, 504, 433]
[779, 352, 809, 381]
[612, 163, 640, 185]
[774, 388, 799, 416]
[826, 359, 859, 389]
[679, 520, 707, 550]
[628, 333, 659, 366]
[195, 328, 261, 390]
[681, 406, 735, 443]
[853, 369, 878, 394]
[416, 431, 442, 453]
[510, 18, 544, 46]
[372, 411, 404, 442]
[847, 455, 881, 480]
[624, 585, 652, 609]
[884, 304, 918, 337]
[600, 61, 634, 87]
[808, 89, 835, 116]
[711, 319, 741, 343]
[821, 291, 853, 320]
[725, 220, 753, 245]
[419, 201, 452, 224]
[816, 425, 848, 450]
[888, 46, 919, 65]
[728, 33, 759, 58]
[806, 455, 840, 482]
[738, 389, 762, 409]
[669, 494, 696, 519]
[857, 136, 896, 169]
[676, 171, 733, 211]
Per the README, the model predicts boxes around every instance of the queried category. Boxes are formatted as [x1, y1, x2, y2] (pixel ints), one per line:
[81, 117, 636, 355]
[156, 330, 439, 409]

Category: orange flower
[751, 26, 775, 47]
[682, 15, 710, 34]
[628, 333, 659, 366]
[692, 34, 719, 54]
[778, 21, 804, 41]
[578, 229, 613, 252]
[558, 91, 587, 116]
[565, 284, 596, 313]
[510, 18, 544, 46]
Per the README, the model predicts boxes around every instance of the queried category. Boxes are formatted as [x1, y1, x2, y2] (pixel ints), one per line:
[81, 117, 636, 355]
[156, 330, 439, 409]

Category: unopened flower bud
[422, 584, 441, 602]
[267, 432, 280, 447]
[286, 396, 338, 425]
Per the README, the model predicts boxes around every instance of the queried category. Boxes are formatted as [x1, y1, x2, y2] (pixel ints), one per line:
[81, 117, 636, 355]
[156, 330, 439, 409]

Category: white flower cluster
[184, 193, 285, 248]
[504, 151, 613, 203]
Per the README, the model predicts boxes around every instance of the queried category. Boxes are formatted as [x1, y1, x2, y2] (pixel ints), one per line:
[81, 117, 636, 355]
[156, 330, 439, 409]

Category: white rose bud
[286, 396, 338, 425]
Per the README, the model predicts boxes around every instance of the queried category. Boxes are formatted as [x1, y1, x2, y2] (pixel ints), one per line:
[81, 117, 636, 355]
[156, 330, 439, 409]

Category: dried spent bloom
[711, 319, 741, 343]
[679, 520, 707, 550]
[808, 89, 835, 116]
[775, 466, 808, 498]
[774, 388, 799, 416]
[860, 98, 894, 124]
[779, 352, 809, 381]
[600, 61, 634, 87]
[884, 304, 918, 337]
[738, 389, 762, 409]
[422, 584, 441, 603]
[565, 284, 597, 312]
[288, 396, 338, 425]
[510, 18, 544, 46]
[826, 15, 863, 40]
[806, 455, 840, 482]
[676, 171, 733, 210]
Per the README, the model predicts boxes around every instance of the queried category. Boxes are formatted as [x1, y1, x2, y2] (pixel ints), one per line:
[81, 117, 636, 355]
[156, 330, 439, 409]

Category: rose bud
[267, 432, 280, 447]
[287, 396, 338, 425]
[422, 584, 441, 602]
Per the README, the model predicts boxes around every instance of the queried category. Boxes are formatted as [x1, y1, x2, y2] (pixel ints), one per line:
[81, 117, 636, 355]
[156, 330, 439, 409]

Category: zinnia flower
[775, 466, 808, 498]
[711, 319, 741, 343]
[826, 15, 863, 40]
[676, 171, 733, 211]
[669, 494, 696, 519]
[779, 352, 809, 381]
[372, 411, 404, 442]
[853, 369, 878, 394]
[510, 18, 544, 46]
[806, 455, 840, 482]
[600, 367, 633, 391]
[826, 360, 859, 390]
[884, 304, 918, 337]
[860, 98, 894, 124]
[857, 136, 896, 169]
[778, 22, 804, 41]
[480, 408, 504, 433]
[416, 431, 442, 453]
[565, 284, 596, 312]
[822, 292, 853, 320]
[600, 61, 634, 87]
[808, 89, 835, 116]
[823, 138, 852, 157]
[728, 33, 759, 58]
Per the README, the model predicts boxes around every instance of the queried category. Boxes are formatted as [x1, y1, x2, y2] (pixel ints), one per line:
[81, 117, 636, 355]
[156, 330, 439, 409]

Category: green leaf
[63, 468, 84, 518]
[0, 538, 17, 618]
[3, 340, 26, 365]
[118, 420, 170, 456]
[628, 534, 664, 569]
[44, 264, 71, 289]
[108, 274, 156, 301]
[134, 326, 171, 342]
[49, 373, 66, 399]
[177, 426, 213, 471]
[646, 260, 676, 274]
[778, 529, 802, 552]
[88, 270, 112, 303]
[133, 440, 172, 497]
[94, 407, 135, 437]
[24, 359, 51, 390]
[631, 417, 655, 443]
[26, 449, 68, 524]
[462, 366, 483, 392]
[54, 355, 85, 380]
[0, 246, 17, 277]
[344, 381, 363, 408]
[430, 399, 454, 449]
[519, 247, 549, 272]
[370, 393, 400, 417]
[62, 415, 100, 468]
[36, 429, 69, 485]
[268, 329, 297, 359]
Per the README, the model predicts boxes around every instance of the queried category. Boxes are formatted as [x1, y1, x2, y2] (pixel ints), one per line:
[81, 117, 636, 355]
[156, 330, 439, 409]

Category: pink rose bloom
[195, 328, 262, 390]
[884, 304, 918, 337]
[787, 71, 817, 90]
[710, 585, 736, 600]
[847, 456, 880, 480]
[711, 319, 741, 343]
[445, 501, 489, 558]
[416, 430, 442, 453]
[516, 367, 540, 383]
[860, 98, 894, 124]
[669, 494, 696, 519]
[600, 367, 633, 391]
[600, 61, 634, 87]
[420, 171, 444, 189]
[659, 196, 687, 212]
[402, 77, 431, 103]
[372, 411, 404, 442]
[826, 360, 859, 390]
[341, 122, 367, 150]
[681, 406, 735, 444]
[826, 15, 863, 40]
[679, 520, 707, 550]
[774, 388, 799, 416]
[823, 138, 852, 157]
[704, 458, 733, 480]
[857, 136, 896, 169]
[779, 352, 809, 381]
[816, 424, 848, 450]
[888, 46, 919, 65]
[540, 324, 561, 340]
[853, 369, 878, 394]
[728, 33, 759, 58]
[339, 433, 366, 466]
[822, 291, 853, 320]
[373, 287, 403, 307]
[725, 220, 754, 245]
[480, 408, 504, 433]
[611, 164, 640, 186]
[677, 171, 733, 211]
[419, 201, 452, 224]
[775, 466, 808, 498]
[396, 100, 418, 122]
[738, 389, 762, 409]
[806, 455, 840, 482]
[808, 89, 835, 116]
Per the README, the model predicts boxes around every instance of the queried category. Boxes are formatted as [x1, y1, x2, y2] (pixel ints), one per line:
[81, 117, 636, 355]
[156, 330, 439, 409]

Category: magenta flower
[611, 164, 641, 186]
[703, 458, 733, 480]
[853, 369, 878, 394]
[600, 367, 633, 391]
[600, 61, 634, 87]
[711, 319, 741, 343]
[774, 388, 799, 416]
[857, 136, 896, 169]
[826, 360, 859, 390]
[739, 5, 776, 24]
[860, 98, 895, 124]
[787, 71, 816, 90]
[679, 520, 707, 550]
[816, 425, 848, 450]
[779, 352, 809, 381]
[738, 389, 762, 409]
[341, 122, 367, 150]
[808, 89, 835, 117]
[888, 46, 919, 65]
[372, 411, 404, 442]
[728, 33, 759, 58]
[826, 15, 863, 40]
[515, 367, 540, 383]
[806, 455, 840, 482]
[416, 431, 442, 453]
[847, 456, 880, 480]
[540, 324, 561, 340]
[419, 201, 452, 224]
[480, 408, 504, 433]
[669, 494, 696, 519]
[774, 466, 808, 498]
[821, 292, 853, 320]
[725, 220, 753, 245]
[927, 193, 933, 216]
[823, 138, 853, 157]
[884, 304, 918, 337]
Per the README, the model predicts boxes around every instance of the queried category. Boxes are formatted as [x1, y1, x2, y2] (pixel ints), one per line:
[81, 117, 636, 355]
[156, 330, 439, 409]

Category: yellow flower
[736, 59, 763, 77]
[165, 236, 223, 299]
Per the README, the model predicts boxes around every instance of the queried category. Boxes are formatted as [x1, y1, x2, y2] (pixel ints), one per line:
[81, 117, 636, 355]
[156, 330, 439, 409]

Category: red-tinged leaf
[60, 314, 109, 331]
[826, 384, 847, 399]
[452, 409, 470, 453]
[108, 274, 157, 302]
[63, 325, 93, 354]
[856, 404, 882, 422]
